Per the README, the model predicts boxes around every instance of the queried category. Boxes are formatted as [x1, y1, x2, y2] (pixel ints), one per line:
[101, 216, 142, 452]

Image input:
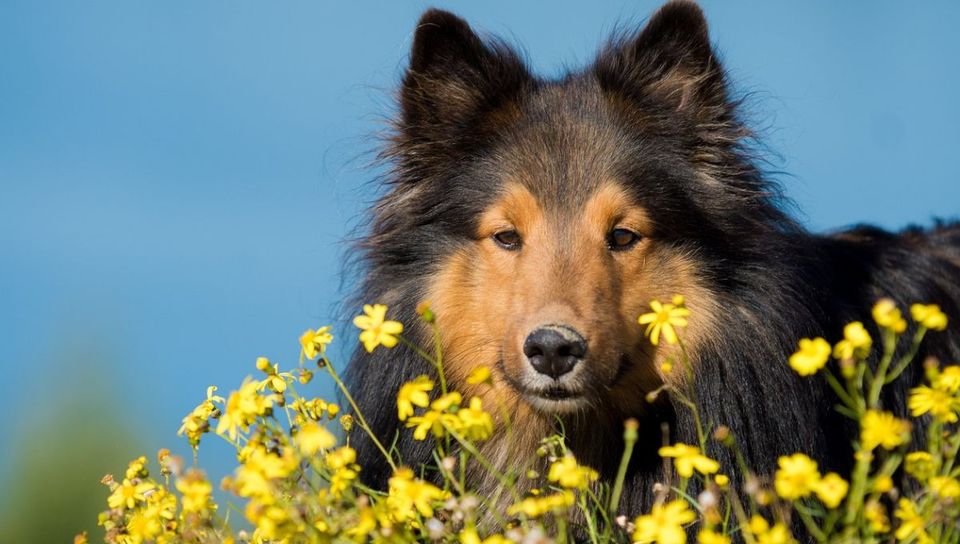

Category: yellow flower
[506, 491, 575, 518]
[295, 422, 337, 456]
[929, 476, 960, 499]
[330, 466, 358, 497]
[934, 365, 960, 393]
[714, 474, 730, 488]
[125, 456, 148, 480]
[860, 410, 911, 450]
[788, 337, 831, 376]
[300, 325, 333, 360]
[748, 515, 770, 536]
[865, 500, 890, 533]
[697, 530, 730, 544]
[833, 321, 872, 360]
[632, 499, 696, 544]
[74, 533, 88, 544]
[461, 528, 510, 544]
[217, 378, 275, 441]
[748, 517, 794, 544]
[396, 376, 433, 421]
[387, 467, 446, 520]
[325, 446, 357, 471]
[405, 391, 463, 440]
[873, 299, 907, 333]
[904, 451, 935, 481]
[457, 397, 494, 441]
[431, 391, 462, 411]
[757, 524, 794, 544]
[107, 478, 155, 510]
[460, 528, 481, 544]
[638, 299, 690, 345]
[466, 365, 492, 385]
[256, 360, 293, 394]
[909, 385, 960, 423]
[176, 470, 214, 514]
[246, 501, 292, 541]
[547, 455, 599, 490]
[407, 410, 460, 441]
[813, 472, 848, 509]
[126, 506, 164, 544]
[658, 443, 720, 478]
[910, 303, 948, 331]
[234, 447, 298, 498]
[894, 498, 930, 544]
[353, 304, 403, 353]
[873, 475, 893, 493]
[345, 507, 377, 540]
[773, 453, 820, 500]
[178, 386, 224, 448]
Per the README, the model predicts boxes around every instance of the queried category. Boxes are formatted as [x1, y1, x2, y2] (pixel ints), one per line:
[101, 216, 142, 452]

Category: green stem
[579, 495, 601, 544]
[866, 329, 897, 409]
[823, 369, 859, 414]
[885, 327, 927, 385]
[795, 501, 828, 543]
[322, 361, 397, 471]
[841, 448, 872, 534]
[608, 421, 638, 515]
[398, 335, 447, 395]
[671, 392, 707, 449]
[727, 489, 758, 544]
[942, 428, 960, 475]
[584, 486, 613, 532]
[556, 514, 568, 544]
[444, 424, 524, 504]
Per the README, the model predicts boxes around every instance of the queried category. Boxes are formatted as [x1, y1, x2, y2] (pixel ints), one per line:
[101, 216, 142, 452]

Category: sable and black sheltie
[345, 0, 960, 518]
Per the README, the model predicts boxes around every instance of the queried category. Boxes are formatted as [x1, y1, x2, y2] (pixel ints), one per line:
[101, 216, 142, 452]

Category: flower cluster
[98, 455, 215, 544]
[89, 296, 958, 544]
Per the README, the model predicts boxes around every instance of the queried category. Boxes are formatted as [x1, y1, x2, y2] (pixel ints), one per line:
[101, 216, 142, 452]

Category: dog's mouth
[496, 358, 593, 413]
[530, 386, 581, 400]
[521, 387, 590, 414]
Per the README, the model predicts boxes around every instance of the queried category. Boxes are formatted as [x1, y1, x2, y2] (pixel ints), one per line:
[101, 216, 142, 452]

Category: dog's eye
[607, 228, 640, 251]
[493, 230, 522, 250]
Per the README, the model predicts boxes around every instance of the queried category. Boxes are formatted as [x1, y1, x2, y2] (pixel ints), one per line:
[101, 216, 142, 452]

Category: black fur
[345, 0, 960, 522]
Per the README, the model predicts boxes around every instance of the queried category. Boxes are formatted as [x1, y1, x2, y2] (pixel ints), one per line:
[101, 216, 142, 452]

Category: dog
[345, 0, 960, 518]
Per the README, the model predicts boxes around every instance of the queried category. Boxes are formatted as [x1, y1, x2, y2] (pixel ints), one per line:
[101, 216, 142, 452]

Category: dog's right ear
[400, 9, 530, 136]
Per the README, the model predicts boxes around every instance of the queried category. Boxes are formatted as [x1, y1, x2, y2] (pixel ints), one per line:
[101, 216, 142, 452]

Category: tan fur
[426, 180, 720, 489]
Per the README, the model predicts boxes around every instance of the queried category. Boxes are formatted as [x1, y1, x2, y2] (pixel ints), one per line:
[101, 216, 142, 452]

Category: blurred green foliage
[0, 346, 143, 543]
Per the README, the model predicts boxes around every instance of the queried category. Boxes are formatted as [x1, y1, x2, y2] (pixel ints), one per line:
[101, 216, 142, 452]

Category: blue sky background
[1, 0, 958, 529]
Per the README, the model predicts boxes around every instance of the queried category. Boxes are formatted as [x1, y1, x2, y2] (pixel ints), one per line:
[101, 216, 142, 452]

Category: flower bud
[442, 456, 456, 472]
[698, 489, 718, 510]
[623, 418, 639, 442]
[839, 358, 856, 379]
[256, 357, 271, 372]
[425, 518, 445, 540]
[460, 495, 479, 512]
[416, 301, 436, 324]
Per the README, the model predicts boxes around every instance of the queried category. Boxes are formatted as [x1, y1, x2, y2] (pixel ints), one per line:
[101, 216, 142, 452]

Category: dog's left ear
[595, 1, 728, 114]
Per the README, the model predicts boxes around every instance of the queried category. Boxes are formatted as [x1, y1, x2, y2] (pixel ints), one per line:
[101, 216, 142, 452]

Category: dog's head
[377, 1, 789, 420]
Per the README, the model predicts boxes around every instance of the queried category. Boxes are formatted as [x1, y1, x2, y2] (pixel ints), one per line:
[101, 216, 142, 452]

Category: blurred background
[2, 1, 958, 541]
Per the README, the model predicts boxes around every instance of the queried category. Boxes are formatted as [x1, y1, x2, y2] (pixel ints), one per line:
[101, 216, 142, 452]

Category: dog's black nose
[523, 325, 587, 379]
